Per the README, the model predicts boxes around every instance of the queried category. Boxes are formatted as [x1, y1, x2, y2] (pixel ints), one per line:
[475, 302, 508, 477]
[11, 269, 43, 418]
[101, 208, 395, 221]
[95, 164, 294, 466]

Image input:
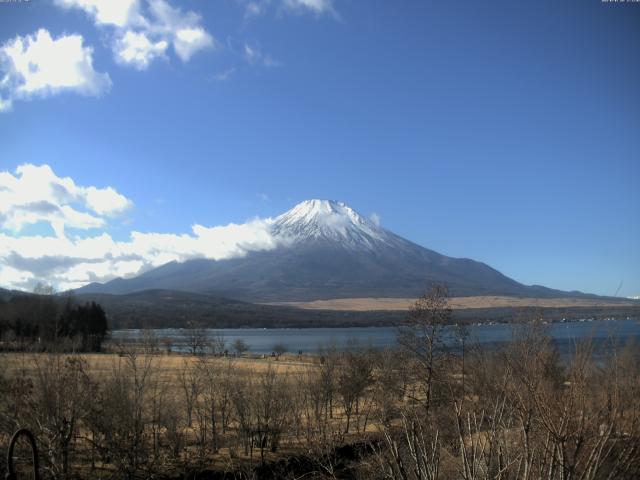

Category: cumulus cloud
[56, 0, 214, 69]
[54, 0, 144, 27]
[146, 0, 215, 62]
[173, 27, 214, 62]
[114, 31, 168, 70]
[0, 220, 281, 291]
[0, 29, 111, 112]
[0, 164, 131, 237]
[0, 265, 35, 290]
[0, 164, 285, 291]
[84, 185, 133, 216]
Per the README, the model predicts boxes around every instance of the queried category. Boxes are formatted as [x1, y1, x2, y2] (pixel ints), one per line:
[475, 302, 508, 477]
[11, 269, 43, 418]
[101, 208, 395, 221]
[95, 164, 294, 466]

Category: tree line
[0, 288, 108, 352]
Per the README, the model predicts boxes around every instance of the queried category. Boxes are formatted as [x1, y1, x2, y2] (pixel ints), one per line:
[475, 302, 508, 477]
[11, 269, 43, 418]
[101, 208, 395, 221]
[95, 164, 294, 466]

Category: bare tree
[375, 408, 441, 480]
[209, 331, 226, 356]
[33, 282, 55, 296]
[317, 341, 339, 423]
[253, 367, 293, 462]
[398, 283, 451, 413]
[159, 395, 185, 461]
[373, 347, 406, 425]
[29, 354, 92, 479]
[185, 323, 209, 355]
[195, 355, 235, 453]
[336, 341, 374, 434]
[233, 338, 249, 357]
[179, 359, 200, 428]
[84, 348, 157, 479]
[141, 329, 159, 354]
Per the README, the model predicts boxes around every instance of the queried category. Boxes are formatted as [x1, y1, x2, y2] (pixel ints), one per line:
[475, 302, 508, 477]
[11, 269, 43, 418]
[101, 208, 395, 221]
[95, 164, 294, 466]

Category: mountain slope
[75, 200, 590, 301]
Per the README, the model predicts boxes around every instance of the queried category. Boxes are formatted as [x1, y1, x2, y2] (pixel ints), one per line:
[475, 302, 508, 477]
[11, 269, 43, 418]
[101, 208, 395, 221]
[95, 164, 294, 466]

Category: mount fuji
[75, 200, 585, 301]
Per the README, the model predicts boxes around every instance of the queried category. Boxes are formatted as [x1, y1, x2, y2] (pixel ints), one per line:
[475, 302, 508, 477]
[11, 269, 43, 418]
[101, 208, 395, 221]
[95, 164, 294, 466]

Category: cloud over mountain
[0, 164, 130, 236]
[0, 164, 283, 291]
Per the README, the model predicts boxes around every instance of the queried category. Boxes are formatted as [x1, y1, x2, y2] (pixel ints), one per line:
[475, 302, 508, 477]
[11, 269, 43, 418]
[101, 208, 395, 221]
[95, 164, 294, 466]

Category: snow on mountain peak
[271, 199, 391, 248]
[282, 199, 357, 223]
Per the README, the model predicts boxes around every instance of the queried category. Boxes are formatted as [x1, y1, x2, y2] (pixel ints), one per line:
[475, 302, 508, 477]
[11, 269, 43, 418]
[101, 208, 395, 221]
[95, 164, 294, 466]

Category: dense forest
[0, 293, 108, 352]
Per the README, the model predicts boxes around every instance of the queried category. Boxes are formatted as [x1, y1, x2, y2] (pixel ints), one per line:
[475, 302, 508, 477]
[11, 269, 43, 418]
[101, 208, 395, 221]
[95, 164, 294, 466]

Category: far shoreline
[264, 295, 640, 311]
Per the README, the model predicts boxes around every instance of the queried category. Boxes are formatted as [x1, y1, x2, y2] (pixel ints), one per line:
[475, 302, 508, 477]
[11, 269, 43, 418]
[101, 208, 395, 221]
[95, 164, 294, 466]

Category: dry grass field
[1, 351, 318, 387]
[1, 351, 341, 475]
[2, 287, 639, 479]
[267, 295, 639, 311]
[2, 327, 640, 480]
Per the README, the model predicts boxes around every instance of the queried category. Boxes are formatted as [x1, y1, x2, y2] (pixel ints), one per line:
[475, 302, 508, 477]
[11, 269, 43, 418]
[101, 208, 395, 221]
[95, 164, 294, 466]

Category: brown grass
[1, 351, 317, 384]
[0, 350, 372, 475]
[266, 295, 639, 311]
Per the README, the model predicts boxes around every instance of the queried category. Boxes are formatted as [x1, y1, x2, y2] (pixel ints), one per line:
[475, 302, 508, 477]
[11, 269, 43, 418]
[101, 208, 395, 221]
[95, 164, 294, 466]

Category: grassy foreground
[1, 318, 640, 479]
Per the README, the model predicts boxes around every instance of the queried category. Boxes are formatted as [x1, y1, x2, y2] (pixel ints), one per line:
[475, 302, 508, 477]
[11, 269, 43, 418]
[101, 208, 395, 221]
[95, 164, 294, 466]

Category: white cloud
[0, 95, 12, 112]
[0, 220, 284, 291]
[0, 265, 35, 290]
[243, 43, 258, 63]
[0, 164, 132, 237]
[56, 0, 214, 69]
[173, 27, 214, 62]
[145, 0, 215, 61]
[0, 29, 111, 111]
[114, 31, 168, 70]
[241, 0, 337, 19]
[54, 0, 144, 27]
[370, 212, 381, 227]
[281, 0, 337, 16]
[84, 185, 133, 216]
[0, 164, 286, 291]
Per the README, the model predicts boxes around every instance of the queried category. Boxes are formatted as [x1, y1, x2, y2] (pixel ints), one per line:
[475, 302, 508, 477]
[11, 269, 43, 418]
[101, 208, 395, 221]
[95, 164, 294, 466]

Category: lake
[111, 318, 640, 358]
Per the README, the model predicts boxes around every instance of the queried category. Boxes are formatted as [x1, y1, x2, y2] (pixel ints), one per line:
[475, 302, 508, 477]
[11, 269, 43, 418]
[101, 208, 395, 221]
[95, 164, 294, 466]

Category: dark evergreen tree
[0, 294, 109, 351]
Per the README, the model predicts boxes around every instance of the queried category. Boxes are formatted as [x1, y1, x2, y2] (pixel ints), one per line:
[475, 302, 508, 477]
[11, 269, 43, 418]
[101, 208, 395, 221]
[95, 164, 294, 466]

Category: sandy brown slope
[266, 296, 639, 312]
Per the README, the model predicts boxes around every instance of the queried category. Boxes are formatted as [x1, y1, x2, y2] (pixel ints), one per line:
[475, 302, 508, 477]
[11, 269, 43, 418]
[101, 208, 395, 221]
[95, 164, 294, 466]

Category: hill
[74, 289, 640, 329]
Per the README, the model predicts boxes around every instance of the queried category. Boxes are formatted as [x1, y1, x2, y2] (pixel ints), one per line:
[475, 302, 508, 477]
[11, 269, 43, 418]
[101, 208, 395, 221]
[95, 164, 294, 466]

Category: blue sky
[0, 0, 639, 296]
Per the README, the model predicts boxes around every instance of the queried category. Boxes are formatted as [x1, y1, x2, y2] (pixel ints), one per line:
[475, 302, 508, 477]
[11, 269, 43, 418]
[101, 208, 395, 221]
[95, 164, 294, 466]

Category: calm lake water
[112, 318, 640, 358]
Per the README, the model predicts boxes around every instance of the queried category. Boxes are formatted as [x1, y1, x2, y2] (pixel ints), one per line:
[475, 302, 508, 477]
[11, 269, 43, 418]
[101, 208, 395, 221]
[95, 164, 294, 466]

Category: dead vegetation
[267, 296, 640, 311]
[1, 287, 639, 479]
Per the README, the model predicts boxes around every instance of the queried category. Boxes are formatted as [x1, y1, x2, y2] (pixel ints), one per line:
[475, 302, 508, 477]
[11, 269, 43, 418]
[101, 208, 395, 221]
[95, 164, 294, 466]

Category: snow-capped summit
[271, 199, 393, 249]
[76, 199, 585, 302]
